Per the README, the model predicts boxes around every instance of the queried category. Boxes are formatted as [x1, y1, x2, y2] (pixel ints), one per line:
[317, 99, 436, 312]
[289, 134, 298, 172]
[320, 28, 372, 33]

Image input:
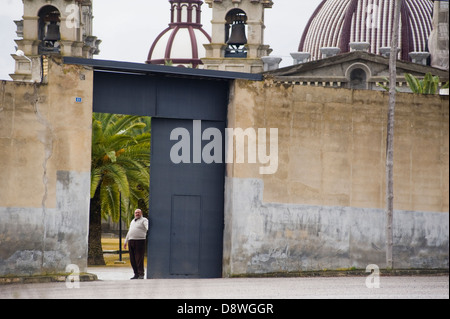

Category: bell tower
[202, 0, 273, 73]
[11, 0, 101, 82]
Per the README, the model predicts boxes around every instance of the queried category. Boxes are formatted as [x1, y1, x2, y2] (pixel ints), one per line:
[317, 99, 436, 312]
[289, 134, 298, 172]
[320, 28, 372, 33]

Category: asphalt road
[0, 268, 448, 300]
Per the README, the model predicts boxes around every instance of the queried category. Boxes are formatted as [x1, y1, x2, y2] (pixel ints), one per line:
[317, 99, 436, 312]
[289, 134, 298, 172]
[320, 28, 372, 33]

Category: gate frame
[63, 57, 262, 278]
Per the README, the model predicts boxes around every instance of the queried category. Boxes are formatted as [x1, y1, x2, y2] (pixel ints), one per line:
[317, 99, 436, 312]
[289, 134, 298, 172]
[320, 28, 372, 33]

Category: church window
[349, 68, 367, 89]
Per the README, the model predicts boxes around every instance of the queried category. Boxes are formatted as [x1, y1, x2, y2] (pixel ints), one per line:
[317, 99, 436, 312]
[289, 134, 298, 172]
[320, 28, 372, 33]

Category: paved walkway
[0, 267, 448, 299]
[88, 267, 135, 281]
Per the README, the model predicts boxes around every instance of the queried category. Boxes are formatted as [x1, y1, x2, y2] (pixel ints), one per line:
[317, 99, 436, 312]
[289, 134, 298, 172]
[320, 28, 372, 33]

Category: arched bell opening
[224, 9, 248, 58]
[38, 5, 61, 54]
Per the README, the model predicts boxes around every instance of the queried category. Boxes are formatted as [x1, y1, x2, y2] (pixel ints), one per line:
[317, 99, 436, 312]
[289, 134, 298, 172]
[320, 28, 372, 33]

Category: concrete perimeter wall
[1, 61, 448, 277]
[0, 58, 93, 276]
[224, 79, 449, 275]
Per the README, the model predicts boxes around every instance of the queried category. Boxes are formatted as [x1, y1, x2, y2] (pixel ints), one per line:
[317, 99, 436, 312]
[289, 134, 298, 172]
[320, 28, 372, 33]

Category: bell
[226, 23, 247, 46]
[44, 23, 60, 41]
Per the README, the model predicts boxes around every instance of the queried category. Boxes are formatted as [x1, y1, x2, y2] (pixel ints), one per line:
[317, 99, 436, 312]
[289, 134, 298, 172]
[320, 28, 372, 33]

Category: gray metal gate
[149, 119, 225, 278]
[64, 57, 261, 278]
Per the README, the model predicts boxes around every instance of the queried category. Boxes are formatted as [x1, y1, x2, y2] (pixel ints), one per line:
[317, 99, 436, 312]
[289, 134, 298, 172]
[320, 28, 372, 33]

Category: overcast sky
[0, 0, 322, 80]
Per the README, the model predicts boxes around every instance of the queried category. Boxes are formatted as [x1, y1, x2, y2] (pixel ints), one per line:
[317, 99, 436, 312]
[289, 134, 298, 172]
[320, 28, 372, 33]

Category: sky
[0, 0, 323, 80]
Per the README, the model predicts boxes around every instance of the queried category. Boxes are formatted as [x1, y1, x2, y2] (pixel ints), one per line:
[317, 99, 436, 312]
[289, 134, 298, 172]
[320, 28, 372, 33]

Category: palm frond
[91, 113, 151, 222]
[103, 163, 130, 198]
[405, 72, 444, 95]
[90, 167, 103, 198]
[100, 184, 120, 221]
[105, 115, 141, 137]
[405, 73, 421, 93]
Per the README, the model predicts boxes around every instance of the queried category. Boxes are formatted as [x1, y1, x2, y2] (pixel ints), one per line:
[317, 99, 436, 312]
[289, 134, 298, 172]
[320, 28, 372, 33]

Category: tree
[378, 73, 449, 94]
[88, 113, 151, 265]
[385, 0, 402, 270]
[404, 73, 449, 94]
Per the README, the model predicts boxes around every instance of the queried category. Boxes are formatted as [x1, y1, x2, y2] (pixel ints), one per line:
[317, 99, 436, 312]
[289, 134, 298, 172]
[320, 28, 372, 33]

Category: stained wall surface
[0, 58, 93, 276]
[0, 58, 448, 277]
[224, 79, 449, 275]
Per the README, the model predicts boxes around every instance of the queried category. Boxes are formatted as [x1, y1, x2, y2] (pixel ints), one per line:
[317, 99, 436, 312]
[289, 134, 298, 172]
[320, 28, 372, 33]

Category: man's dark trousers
[129, 239, 146, 278]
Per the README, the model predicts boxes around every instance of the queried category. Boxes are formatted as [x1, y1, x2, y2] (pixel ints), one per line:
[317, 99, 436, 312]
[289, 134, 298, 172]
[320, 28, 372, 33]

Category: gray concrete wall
[0, 171, 90, 275]
[224, 177, 449, 276]
[224, 80, 449, 276]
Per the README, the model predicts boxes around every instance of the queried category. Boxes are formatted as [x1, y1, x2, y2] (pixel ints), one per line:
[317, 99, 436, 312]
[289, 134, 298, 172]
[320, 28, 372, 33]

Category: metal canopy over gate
[64, 57, 261, 278]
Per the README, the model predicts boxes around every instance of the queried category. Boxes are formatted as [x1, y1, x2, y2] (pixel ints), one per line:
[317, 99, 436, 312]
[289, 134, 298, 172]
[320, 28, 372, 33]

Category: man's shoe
[138, 275, 145, 279]
[130, 275, 139, 280]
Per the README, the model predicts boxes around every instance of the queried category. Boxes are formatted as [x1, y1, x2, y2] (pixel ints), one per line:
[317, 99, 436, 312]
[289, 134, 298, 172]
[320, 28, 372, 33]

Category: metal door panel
[93, 71, 228, 122]
[170, 195, 202, 276]
[148, 118, 225, 278]
[93, 72, 157, 116]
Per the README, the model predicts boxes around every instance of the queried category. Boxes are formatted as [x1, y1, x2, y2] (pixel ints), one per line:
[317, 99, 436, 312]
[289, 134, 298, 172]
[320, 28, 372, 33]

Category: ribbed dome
[146, 0, 211, 68]
[298, 0, 433, 61]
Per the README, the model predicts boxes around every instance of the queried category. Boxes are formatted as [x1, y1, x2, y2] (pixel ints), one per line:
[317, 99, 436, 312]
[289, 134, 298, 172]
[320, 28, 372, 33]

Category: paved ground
[0, 267, 448, 299]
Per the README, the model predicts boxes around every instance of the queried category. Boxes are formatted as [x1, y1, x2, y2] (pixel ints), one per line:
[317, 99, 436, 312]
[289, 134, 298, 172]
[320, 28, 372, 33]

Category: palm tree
[404, 73, 449, 94]
[88, 113, 151, 265]
[377, 73, 449, 94]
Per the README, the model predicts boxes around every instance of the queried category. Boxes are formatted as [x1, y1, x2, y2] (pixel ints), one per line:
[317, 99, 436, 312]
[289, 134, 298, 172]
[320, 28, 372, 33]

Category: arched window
[180, 5, 188, 23]
[171, 3, 177, 23]
[38, 5, 61, 51]
[346, 63, 371, 90]
[224, 9, 248, 58]
[349, 68, 367, 89]
[192, 4, 198, 24]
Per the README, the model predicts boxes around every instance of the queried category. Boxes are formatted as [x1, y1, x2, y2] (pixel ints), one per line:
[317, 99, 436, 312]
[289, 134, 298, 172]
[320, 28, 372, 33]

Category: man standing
[124, 209, 149, 279]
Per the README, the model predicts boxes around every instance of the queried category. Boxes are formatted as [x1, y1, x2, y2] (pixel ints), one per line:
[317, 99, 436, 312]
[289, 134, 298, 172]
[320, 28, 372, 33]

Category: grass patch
[100, 237, 147, 268]
[102, 237, 123, 251]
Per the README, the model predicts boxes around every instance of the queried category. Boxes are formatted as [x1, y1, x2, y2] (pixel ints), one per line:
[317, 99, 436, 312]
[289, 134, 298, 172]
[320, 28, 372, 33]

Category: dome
[298, 0, 433, 61]
[146, 0, 211, 68]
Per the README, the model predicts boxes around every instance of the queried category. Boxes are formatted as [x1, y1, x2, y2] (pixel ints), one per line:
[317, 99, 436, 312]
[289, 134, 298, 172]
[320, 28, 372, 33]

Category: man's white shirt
[125, 217, 149, 244]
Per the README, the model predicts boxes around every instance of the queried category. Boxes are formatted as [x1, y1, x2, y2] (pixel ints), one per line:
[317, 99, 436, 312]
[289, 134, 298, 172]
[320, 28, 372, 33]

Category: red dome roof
[298, 0, 433, 61]
[146, 0, 211, 68]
